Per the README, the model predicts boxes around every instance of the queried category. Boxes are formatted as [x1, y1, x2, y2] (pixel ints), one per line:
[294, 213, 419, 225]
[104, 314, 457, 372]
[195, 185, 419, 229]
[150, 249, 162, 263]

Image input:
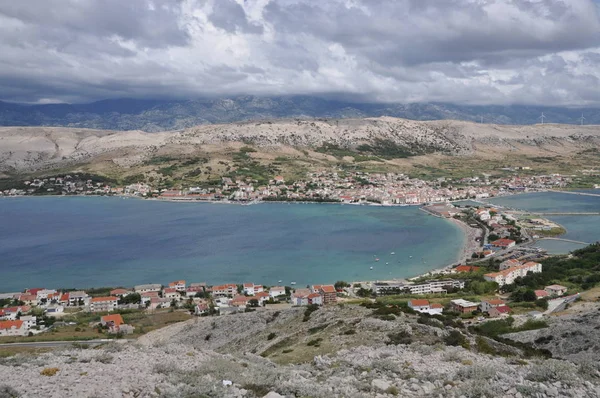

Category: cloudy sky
[1, 0, 600, 105]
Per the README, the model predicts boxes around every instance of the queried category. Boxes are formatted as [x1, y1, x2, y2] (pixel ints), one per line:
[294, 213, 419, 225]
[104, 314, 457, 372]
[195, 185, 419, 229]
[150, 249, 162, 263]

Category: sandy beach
[448, 217, 483, 264]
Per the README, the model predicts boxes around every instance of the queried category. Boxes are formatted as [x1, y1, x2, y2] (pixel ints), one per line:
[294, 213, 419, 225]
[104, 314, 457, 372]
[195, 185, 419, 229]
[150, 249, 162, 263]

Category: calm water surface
[0, 197, 464, 291]
[486, 191, 600, 253]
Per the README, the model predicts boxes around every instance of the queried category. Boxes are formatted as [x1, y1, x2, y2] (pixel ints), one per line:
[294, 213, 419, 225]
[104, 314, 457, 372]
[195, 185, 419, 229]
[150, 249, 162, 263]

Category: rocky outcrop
[2, 305, 600, 397]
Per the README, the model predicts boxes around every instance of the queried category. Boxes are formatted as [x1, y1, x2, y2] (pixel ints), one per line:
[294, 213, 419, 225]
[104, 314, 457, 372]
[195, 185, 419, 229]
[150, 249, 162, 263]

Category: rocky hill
[1, 118, 599, 177]
[2, 304, 600, 398]
[4, 96, 600, 132]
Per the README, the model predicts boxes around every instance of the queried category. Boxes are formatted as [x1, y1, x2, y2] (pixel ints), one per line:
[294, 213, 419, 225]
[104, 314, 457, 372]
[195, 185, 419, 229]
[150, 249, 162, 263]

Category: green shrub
[444, 330, 470, 349]
[387, 331, 413, 345]
[267, 332, 277, 341]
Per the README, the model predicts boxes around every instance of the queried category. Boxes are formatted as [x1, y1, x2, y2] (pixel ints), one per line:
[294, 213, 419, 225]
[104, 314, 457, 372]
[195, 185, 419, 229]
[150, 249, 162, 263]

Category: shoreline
[1, 191, 562, 293]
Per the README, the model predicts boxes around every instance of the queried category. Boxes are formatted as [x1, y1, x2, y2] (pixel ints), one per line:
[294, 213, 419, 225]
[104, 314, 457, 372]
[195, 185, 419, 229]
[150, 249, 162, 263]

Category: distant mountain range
[2, 96, 600, 132]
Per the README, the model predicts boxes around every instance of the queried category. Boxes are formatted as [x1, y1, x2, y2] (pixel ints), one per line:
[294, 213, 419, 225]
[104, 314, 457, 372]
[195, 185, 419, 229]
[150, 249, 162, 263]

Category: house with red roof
[212, 284, 238, 298]
[307, 293, 323, 305]
[110, 288, 133, 297]
[231, 295, 253, 307]
[168, 280, 186, 291]
[480, 299, 506, 313]
[163, 288, 181, 301]
[17, 294, 37, 306]
[489, 305, 511, 318]
[254, 291, 270, 304]
[318, 285, 337, 305]
[195, 302, 209, 315]
[534, 290, 549, 299]
[454, 265, 481, 273]
[0, 306, 31, 321]
[0, 320, 26, 336]
[491, 238, 516, 249]
[242, 283, 264, 296]
[408, 299, 431, 311]
[101, 314, 134, 334]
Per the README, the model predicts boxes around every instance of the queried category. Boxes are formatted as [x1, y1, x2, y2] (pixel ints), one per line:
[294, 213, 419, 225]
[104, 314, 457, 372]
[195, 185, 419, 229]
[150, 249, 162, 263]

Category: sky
[2, 0, 600, 105]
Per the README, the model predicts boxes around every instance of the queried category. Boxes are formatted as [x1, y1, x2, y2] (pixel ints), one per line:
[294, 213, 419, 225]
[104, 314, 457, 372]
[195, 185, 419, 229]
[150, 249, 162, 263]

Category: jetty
[549, 190, 600, 198]
[535, 212, 600, 216]
[537, 237, 592, 245]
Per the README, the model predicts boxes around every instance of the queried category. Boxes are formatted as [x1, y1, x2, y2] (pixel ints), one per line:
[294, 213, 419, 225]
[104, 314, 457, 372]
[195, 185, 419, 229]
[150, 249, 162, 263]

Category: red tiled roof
[492, 238, 516, 247]
[0, 320, 23, 330]
[535, 290, 549, 297]
[410, 299, 430, 307]
[486, 299, 505, 306]
[495, 305, 510, 314]
[163, 288, 177, 294]
[430, 303, 444, 309]
[91, 296, 118, 303]
[110, 289, 129, 295]
[320, 285, 336, 293]
[455, 265, 481, 273]
[101, 314, 124, 326]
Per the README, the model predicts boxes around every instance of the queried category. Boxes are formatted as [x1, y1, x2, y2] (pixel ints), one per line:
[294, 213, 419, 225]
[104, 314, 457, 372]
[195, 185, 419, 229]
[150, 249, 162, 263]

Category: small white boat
[375, 258, 380, 262]
[278, 280, 282, 283]
[385, 262, 389, 265]
[391, 252, 395, 255]
[370, 266, 374, 270]
[409, 255, 413, 258]
[290, 281, 296, 285]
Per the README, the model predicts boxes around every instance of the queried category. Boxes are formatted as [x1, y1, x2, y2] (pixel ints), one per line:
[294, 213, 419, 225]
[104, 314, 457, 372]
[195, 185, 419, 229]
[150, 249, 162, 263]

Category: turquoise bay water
[0, 197, 464, 291]
[486, 191, 600, 254]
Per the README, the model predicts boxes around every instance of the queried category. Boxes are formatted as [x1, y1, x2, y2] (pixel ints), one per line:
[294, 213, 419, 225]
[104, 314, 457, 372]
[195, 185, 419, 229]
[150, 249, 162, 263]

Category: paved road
[0, 339, 115, 348]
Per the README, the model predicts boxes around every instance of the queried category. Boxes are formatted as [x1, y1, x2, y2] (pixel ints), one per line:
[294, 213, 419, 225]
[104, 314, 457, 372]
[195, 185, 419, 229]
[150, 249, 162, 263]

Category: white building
[484, 262, 543, 287]
[19, 315, 37, 330]
[134, 284, 162, 293]
[242, 283, 264, 296]
[90, 296, 119, 313]
[269, 286, 286, 298]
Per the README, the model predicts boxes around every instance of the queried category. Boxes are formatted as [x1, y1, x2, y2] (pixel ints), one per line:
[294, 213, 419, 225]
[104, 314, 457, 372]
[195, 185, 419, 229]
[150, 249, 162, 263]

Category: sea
[485, 190, 600, 254]
[0, 197, 464, 292]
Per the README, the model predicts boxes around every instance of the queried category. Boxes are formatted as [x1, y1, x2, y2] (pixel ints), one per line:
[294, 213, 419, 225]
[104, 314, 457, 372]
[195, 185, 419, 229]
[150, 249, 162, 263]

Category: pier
[536, 212, 600, 216]
[536, 237, 592, 245]
[549, 190, 600, 198]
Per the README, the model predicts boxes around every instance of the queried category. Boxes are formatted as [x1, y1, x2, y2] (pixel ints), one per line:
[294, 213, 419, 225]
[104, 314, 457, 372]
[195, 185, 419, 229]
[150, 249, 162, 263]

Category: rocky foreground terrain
[2, 304, 600, 398]
[1, 117, 599, 176]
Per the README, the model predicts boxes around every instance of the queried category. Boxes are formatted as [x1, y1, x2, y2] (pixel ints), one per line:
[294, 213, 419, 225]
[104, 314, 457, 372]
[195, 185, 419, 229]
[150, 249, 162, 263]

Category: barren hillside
[2, 304, 600, 398]
[1, 118, 599, 179]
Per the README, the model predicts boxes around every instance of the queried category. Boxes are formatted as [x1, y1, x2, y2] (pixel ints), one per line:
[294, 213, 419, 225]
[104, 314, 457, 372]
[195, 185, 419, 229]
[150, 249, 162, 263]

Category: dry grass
[0, 346, 54, 358]
[40, 367, 60, 376]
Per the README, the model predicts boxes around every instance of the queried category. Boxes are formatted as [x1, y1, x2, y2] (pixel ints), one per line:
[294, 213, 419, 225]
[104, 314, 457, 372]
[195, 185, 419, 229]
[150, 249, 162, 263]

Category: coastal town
[0, 170, 588, 206]
[0, 270, 581, 339]
[1, 171, 595, 340]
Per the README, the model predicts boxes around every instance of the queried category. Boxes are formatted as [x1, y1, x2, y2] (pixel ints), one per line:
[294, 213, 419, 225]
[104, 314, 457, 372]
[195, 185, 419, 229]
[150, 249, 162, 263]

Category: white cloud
[1, 0, 600, 105]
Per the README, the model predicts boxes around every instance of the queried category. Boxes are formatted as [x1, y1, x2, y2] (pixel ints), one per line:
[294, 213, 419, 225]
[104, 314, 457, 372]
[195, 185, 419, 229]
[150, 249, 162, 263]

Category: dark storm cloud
[209, 0, 264, 34]
[1, 0, 600, 105]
